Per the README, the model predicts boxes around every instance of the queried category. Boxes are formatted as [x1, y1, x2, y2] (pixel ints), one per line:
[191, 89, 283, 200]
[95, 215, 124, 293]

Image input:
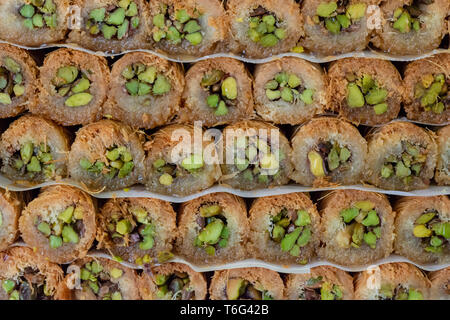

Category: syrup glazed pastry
[253, 57, 327, 125]
[403, 53, 449, 125]
[65, 257, 140, 300]
[364, 121, 437, 191]
[139, 263, 207, 300]
[290, 117, 367, 187]
[371, 0, 449, 55]
[0, 0, 70, 47]
[0, 115, 70, 184]
[96, 197, 177, 265]
[354, 262, 431, 300]
[429, 267, 450, 300]
[32, 48, 110, 126]
[19, 185, 96, 264]
[220, 120, 293, 190]
[210, 267, 284, 300]
[105, 52, 184, 130]
[327, 57, 403, 126]
[68, 0, 150, 53]
[147, 0, 227, 58]
[227, 0, 303, 59]
[68, 120, 145, 191]
[179, 58, 254, 127]
[0, 247, 70, 300]
[175, 193, 249, 265]
[394, 196, 450, 265]
[300, 0, 379, 56]
[318, 190, 395, 266]
[0, 190, 23, 252]
[0, 44, 38, 118]
[285, 266, 354, 300]
[248, 193, 320, 265]
[435, 125, 450, 185]
[144, 124, 221, 196]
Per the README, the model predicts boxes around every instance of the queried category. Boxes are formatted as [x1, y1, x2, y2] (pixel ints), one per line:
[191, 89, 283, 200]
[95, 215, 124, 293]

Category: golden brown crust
[393, 196, 450, 264]
[318, 190, 395, 266]
[364, 121, 437, 191]
[0, 114, 70, 184]
[175, 192, 249, 265]
[138, 263, 207, 300]
[290, 117, 367, 186]
[105, 51, 184, 129]
[33, 48, 110, 126]
[285, 266, 355, 300]
[68, 119, 145, 191]
[96, 197, 177, 264]
[371, 0, 449, 55]
[144, 124, 222, 196]
[354, 262, 431, 300]
[253, 57, 327, 125]
[65, 256, 141, 300]
[327, 57, 403, 126]
[19, 185, 97, 264]
[0, 189, 23, 252]
[209, 267, 285, 300]
[0, 246, 71, 300]
[248, 192, 320, 264]
[227, 0, 304, 59]
[147, 0, 227, 58]
[0, 44, 38, 118]
[179, 57, 254, 127]
[429, 267, 450, 300]
[68, 0, 150, 53]
[435, 125, 450, 185]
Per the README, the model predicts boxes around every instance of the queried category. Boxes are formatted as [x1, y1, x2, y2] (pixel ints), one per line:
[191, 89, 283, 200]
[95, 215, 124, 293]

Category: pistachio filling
[226, 278, 273, 300]
[193, 204, 230, 256]
[299, 276, 343, 300]
[52, 66, 93, 107]
[391, 0, 433, 33]
[18, 0, 57, 30]
[86, 0, 140, 40]
[414, 73, 448, 115]
[346, 73, 389, 115]
[122, 63, 171, 97]
[153, 153, 204, 187]
[200, 70, 237, 116]
[336, 200, 381, 249]
[246, 6, 286, 48]
[313, 1, 366, 35]
[11, 142, 55, 179]
[0, 57, 25, 105]
[265, 71, 315, 105]
[412, 210, 449, 253]
[154, 272, 194, 300]
[233, 136, 283, 184]
[269, 208, 312, 258]
[1, 267, 53, 300]
[377, 284, 423, 300]
[152, 4, 204, 46]
[380, 141, 427, 185]
[307, 141, 352, 178]
[79, 145, 135, 179]
[79, 261, 124, 300]
[105, 206, 156, 265]
[36, 205, 84, 249]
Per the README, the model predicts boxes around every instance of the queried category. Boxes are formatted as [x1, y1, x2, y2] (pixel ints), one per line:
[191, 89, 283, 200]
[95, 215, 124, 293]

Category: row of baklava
[1, 44, 448, 128]
[0, 246, 448, 300]
[1, 114, 448, 193]
[1, 185, 448, 267]
[0, 0, 448, 58]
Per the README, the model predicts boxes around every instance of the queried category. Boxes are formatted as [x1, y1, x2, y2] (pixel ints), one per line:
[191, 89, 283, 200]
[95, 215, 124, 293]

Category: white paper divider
[1, 39, 448, 64]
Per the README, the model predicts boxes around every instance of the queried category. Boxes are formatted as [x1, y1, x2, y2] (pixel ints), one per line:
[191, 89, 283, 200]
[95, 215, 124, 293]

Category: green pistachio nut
[347, 83, 365, 107]
[316, 2, 337, 17]
[198, 219, 224, 245]
[65, 93, 93, 107]
[281, 227, 302, 252]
